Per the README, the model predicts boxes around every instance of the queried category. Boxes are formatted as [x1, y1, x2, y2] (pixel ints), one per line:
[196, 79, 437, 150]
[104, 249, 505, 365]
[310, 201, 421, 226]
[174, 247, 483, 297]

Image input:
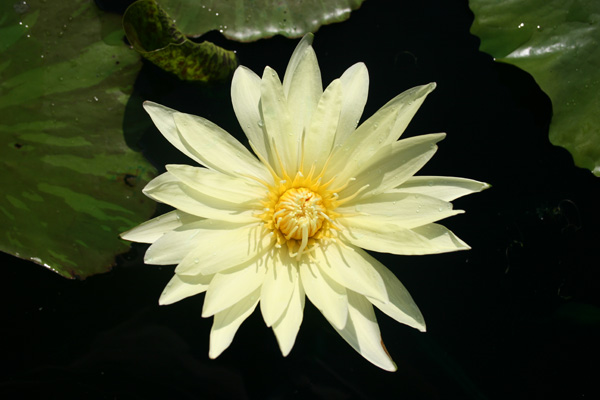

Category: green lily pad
[158, 0, 366, 42]
[470, 0, 600, 176]
[123, 0, 238, 81]
[0, 0, 156, 278]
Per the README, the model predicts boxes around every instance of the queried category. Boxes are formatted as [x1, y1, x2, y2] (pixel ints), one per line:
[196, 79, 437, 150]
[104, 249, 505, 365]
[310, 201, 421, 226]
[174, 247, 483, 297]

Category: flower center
[273, 188, 326, 240]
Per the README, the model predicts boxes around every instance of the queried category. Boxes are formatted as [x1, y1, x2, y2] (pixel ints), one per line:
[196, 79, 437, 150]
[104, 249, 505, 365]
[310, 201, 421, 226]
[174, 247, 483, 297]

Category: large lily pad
[470, 0, 600, 176]
[123, 0, 238, 81]
[0, 0, 156, 278]
[159, 0, 365, 42]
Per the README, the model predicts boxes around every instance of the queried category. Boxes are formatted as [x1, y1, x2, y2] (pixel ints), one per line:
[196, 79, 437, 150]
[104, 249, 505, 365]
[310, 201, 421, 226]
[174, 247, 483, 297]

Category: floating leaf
[159, 0, 366, 42]
[124, 0, 237, 81]
[470, 0, 600, 176]
[0, 0, 156, 278]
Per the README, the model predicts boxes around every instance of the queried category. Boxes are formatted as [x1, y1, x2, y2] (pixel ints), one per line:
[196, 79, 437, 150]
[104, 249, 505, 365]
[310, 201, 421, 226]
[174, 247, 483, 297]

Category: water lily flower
[121, 34, 489, 371]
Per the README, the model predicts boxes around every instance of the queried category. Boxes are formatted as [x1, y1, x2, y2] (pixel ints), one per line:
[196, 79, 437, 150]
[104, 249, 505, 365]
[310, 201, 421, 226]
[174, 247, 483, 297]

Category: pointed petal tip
[233, 64, 254, 78]
[158, 294, 176, 306]
[142, 100, 161, 112]
[377, 340, 398, 372]
[301, 32, 314, 44]
[208, 349, 221, 360]
[382, 359, 398, 372]
[277, 339, 293, 357]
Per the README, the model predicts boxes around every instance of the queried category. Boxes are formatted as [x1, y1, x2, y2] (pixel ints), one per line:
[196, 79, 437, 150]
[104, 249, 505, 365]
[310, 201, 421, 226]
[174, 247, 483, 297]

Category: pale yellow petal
[172, 112, 270, 182]
[303, 79, 342, 173]
[282, 33, 317, 97]
[331, 291, 397, 372]
[143, 102, 204, 165]
[231, 66, 272, 162]
[209, 288, 260, 359]
[284, 45, 322, 142]
[143, 172, 257, 223]
[396, 176, 491, 201]
[339, 133, 446, 200]
[326, 83, 437, 186]
[159, 273, 213, 305]
[338, 191, 462, 229]
[365, 263, 425, 332]
[260, 250, 297, 327]
[166, 164, 266, 204]
[314, 242, 388, 303]
[260, 67, 296, 175]
[202, 260, 267, 318]
[411, 223, 471, 250]
[120, 210, 199, 244]
[339, 217, 470, 255]
[144, 220, 221, 265]
[272, 270, 305, 356]
[175, 223, 275, 276]
[299, 260, 348, 330]
[334, 62, 369, 146]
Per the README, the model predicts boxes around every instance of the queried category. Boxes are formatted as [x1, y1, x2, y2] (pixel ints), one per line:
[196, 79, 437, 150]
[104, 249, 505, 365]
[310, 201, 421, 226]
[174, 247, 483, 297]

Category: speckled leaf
[124, 0, 237, 81]
[0, 0, 156, 278]
[159, 0, 366, 42]
[470, 0, 600, 176]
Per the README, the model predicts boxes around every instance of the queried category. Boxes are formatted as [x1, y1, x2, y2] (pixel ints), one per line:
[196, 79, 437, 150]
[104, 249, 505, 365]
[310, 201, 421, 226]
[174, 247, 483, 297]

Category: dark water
[2, 0, 600, 398]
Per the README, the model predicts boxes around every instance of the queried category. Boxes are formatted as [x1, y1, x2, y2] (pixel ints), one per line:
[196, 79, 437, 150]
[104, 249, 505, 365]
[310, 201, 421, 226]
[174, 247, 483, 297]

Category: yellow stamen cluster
[248, 141, 369, 260]
[274, 188, 326, 241]
[256, 166, 341, 259]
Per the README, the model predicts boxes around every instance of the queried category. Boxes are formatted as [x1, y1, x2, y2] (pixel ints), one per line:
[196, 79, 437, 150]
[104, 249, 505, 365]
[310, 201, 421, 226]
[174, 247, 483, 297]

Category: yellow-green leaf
[123, 0, 238, 81]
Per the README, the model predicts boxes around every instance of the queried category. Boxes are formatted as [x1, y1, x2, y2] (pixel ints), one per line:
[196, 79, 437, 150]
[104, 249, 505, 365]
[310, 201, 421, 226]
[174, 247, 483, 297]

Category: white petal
[396, 176, 491, 201]
[303, 79, 342, 173]
[299, 260, 348, 330]
[260, 251, 298, 327]
[272, 269, 305, 356]
[166, 164, 265, 204]
[144, 220, 218, 265]
[332, 291, 397, 372]
[339, 217, 470, 255]
[282, 33, 315, 97]
[314, 242, 388, 303]
[231, 66, 272, 162]
[334, 62, 369, 146]
[143, 102, 204, 165]
[365, 263, 425, 331]
[260, 67, 296, 175]
[175, 223, 275, 276]
[209, 288, 260, 359]
[202, 259, 267, 318]
[284, 45, 322, 142]
[159, 273, 212, 305]
[411, 223, 471, 250]
[143, 172, 257, 223]
[337, 191, 462, 229]
[172, 112, 270, 182]
[326, 83, 437, 186]
[120, 210, 199, 243]
[339, 133, 446, 200]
